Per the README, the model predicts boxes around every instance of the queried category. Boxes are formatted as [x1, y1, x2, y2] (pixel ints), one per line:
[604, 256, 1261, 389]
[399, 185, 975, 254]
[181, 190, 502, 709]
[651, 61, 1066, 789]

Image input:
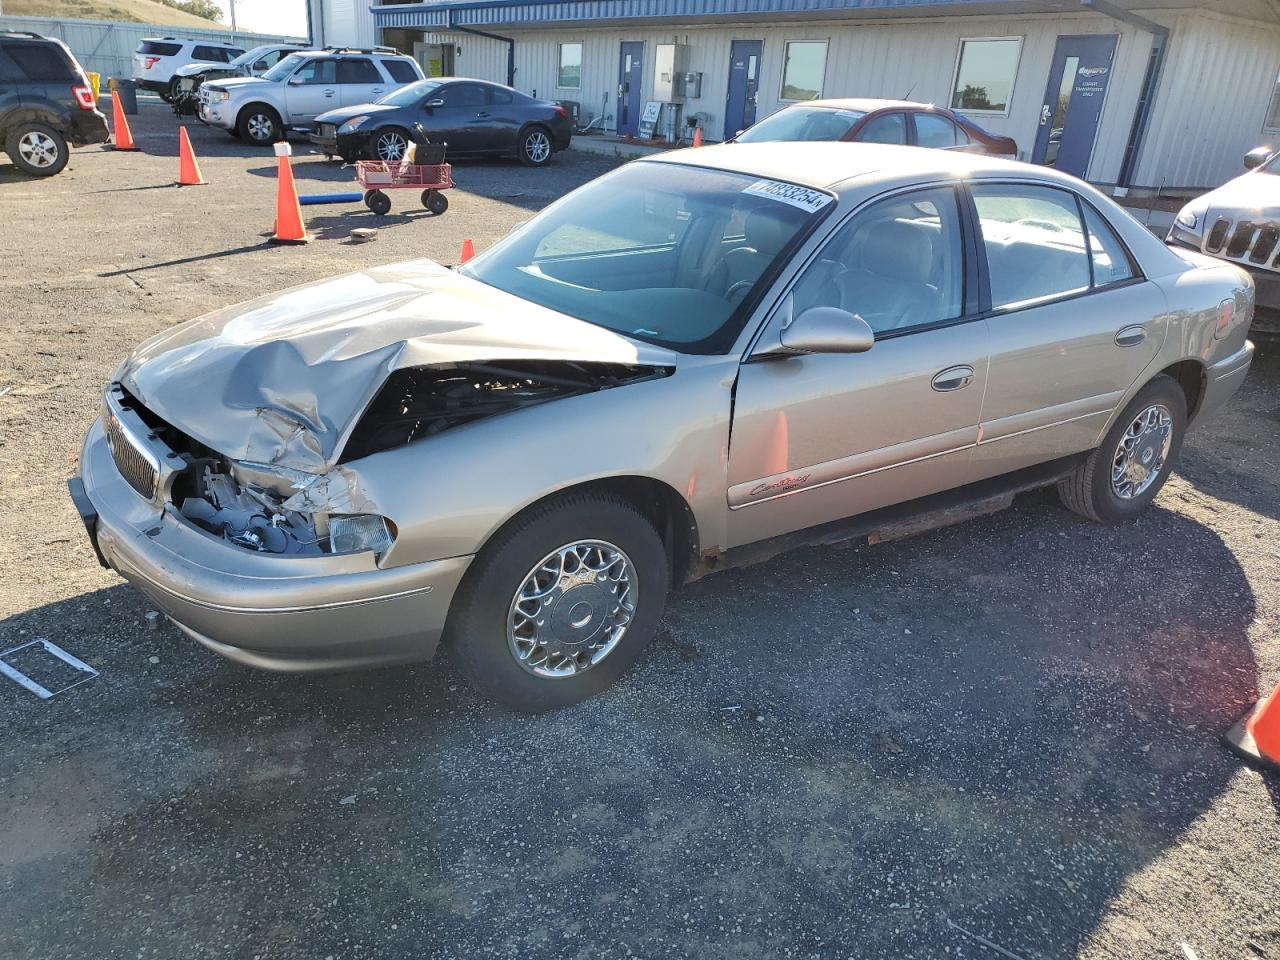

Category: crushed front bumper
[71, 417, 471, 672]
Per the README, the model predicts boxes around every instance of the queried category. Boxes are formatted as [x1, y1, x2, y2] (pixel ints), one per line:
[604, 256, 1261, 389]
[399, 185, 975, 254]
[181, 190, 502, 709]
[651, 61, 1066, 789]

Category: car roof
[642, 141, 1039, 192]
[789, 97, 937, 113]
[143, 36, 239, 45]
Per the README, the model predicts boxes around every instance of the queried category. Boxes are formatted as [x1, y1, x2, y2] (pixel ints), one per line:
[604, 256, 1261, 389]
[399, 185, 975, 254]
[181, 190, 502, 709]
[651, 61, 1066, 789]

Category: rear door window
[381, 58, 419, 83]
[857, 112, 906, 144]
[915, 113, 961, 148]
[5, 43, 75, 80]
[193, 46, 230, 62]
[971, 183, 1091, 309]
[1081, 202, 1138, 286]
[138, 41, 182, 56]
[337, 58, 381, 84]
[489, 86, 514, 105]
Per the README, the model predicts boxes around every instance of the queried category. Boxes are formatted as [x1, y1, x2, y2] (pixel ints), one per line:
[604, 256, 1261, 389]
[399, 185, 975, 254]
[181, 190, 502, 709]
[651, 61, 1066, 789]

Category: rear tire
[446, 493, 669, 711]
[518, 125, 553, 166]
[423, 189, 448, 214]
[6, 122, 68, 176]
[236, 104, 282, 145]
[1057, 374, 1186, 523]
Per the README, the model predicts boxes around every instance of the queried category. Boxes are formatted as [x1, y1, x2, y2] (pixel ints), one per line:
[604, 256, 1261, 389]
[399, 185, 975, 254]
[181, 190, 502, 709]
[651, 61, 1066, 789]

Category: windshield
[377, 79, 443, 106]
[737, 106, 866, 143]
[460, 162, 832, 354]
[229, 45, 272, 68]
[262, 53, 306, 82]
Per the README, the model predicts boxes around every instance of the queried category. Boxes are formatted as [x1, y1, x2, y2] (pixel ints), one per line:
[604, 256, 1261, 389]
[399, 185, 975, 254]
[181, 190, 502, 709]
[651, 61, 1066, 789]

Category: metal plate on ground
[0, 639, 99, 699]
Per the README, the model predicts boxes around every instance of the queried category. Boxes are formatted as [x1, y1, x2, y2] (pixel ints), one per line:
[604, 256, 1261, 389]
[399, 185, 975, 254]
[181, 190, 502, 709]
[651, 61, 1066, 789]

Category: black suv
[0, 31, 109, 176]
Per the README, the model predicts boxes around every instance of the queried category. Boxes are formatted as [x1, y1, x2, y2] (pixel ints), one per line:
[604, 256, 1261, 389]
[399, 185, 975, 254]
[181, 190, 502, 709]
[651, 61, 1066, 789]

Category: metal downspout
[446, 10, 516, 87]
[1080, 0, 1169, 189]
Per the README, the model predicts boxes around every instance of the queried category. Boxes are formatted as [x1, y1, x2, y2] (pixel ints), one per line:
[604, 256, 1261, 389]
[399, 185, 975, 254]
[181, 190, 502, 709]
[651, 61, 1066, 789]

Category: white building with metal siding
[316, 0, 1280, 191]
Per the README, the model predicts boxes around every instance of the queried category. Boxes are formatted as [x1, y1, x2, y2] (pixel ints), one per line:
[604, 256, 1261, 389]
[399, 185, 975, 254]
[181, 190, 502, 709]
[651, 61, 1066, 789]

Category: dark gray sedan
[311, 77, 574, 166]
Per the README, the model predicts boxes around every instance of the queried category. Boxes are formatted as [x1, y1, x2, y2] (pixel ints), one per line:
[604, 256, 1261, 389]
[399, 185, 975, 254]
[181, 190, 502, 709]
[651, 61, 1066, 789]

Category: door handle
[932, 365, 975, 392]
[474, 111, 490, 118]
[1114, 324, 1147, 347]
[371, 88, 385, 95]
[323, 90, 335, 97]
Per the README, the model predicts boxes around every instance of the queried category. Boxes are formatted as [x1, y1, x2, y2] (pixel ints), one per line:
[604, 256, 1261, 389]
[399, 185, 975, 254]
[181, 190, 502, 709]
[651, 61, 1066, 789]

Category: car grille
[1203, 216, 1280, 273]
[317, 123, 336, 139]
[105, 409, 158, 500]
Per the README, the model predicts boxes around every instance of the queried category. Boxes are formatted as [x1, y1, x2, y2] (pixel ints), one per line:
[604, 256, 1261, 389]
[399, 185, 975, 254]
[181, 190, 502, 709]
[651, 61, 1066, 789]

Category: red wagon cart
[355, 158, 453, 216]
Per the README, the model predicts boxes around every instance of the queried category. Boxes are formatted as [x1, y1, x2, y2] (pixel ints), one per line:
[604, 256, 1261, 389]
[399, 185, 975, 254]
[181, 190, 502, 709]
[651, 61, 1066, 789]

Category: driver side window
[294, 59, 336, 85]
[790, 187, 965, 335]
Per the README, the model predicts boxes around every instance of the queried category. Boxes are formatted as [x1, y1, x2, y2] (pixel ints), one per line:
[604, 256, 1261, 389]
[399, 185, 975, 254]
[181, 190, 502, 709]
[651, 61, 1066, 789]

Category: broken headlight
[327, 514, 395, 555]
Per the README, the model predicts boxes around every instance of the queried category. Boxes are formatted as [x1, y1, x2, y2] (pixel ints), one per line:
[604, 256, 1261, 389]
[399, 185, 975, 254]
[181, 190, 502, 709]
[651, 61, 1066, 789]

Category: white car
[198, 48, 423, 144]
[132, 37, 245, 102]
[1169, 145, 1280, 339]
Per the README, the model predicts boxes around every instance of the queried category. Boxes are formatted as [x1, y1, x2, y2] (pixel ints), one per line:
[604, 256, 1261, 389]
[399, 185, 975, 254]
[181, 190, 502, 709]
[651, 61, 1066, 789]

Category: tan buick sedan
[71, 143, 1254, 710]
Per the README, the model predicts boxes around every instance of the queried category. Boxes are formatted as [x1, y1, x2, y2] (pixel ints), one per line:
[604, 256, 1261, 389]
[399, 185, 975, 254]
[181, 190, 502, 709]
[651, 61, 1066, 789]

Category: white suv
[133, 37, 245, 102]
[198, 48, 423, 145]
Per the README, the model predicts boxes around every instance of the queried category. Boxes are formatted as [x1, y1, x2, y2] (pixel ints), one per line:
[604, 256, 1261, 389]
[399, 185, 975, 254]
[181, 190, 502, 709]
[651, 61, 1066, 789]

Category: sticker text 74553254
[742, 179, 833, 213]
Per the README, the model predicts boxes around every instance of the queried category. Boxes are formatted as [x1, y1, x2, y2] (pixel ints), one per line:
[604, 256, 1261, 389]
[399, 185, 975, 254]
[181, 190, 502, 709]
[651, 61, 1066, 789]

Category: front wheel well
[491, 477, 699, 588]
[1158, 359, 1207, 423]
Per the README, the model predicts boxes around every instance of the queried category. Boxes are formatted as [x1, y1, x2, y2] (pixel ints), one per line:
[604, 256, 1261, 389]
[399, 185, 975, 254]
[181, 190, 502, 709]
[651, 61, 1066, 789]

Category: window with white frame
[950, 37, 1022, 114]
[1265, 66, 1280, 130]
[780, 40, 827, 102]
[558, 42, 582, 88]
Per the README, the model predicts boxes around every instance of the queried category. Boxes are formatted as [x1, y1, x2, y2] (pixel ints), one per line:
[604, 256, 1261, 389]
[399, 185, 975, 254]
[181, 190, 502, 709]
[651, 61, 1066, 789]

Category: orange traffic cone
[692, 126, 703, 148]
[269, 141, 309, 245]
[110, 90, 137, 151]
[459, 238, 475, 263]
[177, 126, 206, 185]
[1225, 683, 1280, 773]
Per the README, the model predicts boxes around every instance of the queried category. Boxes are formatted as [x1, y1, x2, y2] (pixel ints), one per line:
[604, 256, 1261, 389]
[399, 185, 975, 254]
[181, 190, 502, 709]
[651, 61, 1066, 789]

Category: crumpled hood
[1198, 170, 1280, 218]
[120, 259, 677, 473]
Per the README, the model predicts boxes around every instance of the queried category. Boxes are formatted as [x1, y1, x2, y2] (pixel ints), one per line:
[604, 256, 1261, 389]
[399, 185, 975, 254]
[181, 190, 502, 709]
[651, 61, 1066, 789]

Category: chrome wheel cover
[507, 540, 637, 678]
[524, 130, 551, 163]
[375, 131, 406, 161]
[246, 113, 273, 141]
[1111, 403, 1173, 499]
[18, 131, 59, 168]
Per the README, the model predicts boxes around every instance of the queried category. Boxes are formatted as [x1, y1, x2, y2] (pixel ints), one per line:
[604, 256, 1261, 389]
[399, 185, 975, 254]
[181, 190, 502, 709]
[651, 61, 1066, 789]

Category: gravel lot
[2, 101, 1278, 960]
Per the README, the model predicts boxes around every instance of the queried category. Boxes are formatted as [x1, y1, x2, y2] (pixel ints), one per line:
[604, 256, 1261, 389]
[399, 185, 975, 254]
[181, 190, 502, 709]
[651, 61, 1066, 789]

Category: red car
[733, 98, 1018, 158]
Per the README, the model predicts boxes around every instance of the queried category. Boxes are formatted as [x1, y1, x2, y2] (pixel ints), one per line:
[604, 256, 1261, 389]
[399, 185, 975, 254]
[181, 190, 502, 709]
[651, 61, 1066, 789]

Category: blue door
[1031, 35, 1118, 177]
[617, 41, 644, 137]
[724, 39, 763, 140]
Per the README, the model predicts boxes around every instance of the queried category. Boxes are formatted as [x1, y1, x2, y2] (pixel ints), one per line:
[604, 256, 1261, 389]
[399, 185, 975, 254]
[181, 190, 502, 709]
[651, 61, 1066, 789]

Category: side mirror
[288, 76, 303, 86]
[1244, 146, 1273, 169]
[426, 98, 445, 109]
[779, 306, 875, 355]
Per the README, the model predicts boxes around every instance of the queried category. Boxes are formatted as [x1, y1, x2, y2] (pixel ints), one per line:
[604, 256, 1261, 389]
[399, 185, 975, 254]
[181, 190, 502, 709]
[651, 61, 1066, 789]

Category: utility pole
[228, 0, 237, 40]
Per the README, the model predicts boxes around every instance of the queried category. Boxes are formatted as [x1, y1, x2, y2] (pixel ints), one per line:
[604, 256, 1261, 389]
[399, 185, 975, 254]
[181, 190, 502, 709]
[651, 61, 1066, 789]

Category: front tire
[371, 127, 410, 162]
[1058, 374, 1186, 523]
[518, 125, 553, 166]
[236, 104, 282, 145]
[6, 122, 69, 176]
[446, 493, 670, 711]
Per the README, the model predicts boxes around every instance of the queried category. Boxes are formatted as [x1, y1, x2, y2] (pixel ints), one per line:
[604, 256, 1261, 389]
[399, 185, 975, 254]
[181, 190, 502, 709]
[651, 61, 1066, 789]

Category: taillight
[554, 105, 568, 118]
[72, 84, 95, 110]
[143, 56, 161, 69]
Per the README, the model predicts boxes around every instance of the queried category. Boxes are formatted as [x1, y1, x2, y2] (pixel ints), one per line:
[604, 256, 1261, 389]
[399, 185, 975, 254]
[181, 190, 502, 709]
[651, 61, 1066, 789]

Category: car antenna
[901, 82, 917, 100]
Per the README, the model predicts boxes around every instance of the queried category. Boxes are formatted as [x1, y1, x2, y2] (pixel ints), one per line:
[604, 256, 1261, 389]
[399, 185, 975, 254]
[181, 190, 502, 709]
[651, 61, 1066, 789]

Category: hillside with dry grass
[3, 0, 230, 30]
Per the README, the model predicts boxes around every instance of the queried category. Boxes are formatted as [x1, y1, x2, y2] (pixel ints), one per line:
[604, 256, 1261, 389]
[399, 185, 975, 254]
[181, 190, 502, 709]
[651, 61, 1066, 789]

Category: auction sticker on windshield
[742, 180, 833, 213]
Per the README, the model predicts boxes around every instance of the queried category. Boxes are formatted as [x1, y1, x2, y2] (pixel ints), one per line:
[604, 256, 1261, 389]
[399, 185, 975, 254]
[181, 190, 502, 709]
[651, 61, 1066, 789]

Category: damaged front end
[108, 385, 392, 558]
[110, 359, 667, 559]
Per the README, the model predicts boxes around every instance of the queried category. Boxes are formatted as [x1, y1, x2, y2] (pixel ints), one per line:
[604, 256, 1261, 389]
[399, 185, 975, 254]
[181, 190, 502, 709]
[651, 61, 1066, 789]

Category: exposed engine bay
[340, 360, 672, 462]
[178, 465, 325, 555]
